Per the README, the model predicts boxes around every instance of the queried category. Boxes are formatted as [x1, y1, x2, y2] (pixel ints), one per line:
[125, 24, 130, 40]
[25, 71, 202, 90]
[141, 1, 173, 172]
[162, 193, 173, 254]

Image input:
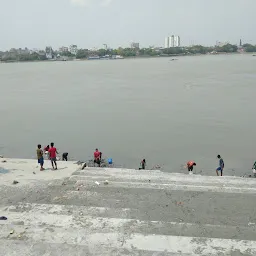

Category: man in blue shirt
[216, 155, 224, 176]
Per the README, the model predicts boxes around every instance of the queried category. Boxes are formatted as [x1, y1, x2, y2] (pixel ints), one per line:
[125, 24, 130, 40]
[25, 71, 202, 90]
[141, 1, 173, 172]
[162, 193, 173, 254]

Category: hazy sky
[0, 0, 255, 50]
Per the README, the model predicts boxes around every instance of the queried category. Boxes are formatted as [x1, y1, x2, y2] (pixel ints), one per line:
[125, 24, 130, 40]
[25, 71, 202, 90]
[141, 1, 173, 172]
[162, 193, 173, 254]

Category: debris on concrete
[95, 181, 100, 186]
[0, 155, 3, 158]
[104, 180, 109, 185]
[2, 160, 7, 163]
[0, 216, 7, 220]
[10, 230, 14, 234]
[12, 180, 19, 185]
[33, 172, 36, 174]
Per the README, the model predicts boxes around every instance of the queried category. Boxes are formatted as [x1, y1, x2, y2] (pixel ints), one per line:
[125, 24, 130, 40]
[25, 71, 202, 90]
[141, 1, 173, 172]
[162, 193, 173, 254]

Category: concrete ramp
[0, 160, 256, 255]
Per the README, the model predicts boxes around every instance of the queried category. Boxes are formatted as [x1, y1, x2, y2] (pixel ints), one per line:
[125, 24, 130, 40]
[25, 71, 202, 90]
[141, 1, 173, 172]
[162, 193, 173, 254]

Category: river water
[0, 55, 255, 176]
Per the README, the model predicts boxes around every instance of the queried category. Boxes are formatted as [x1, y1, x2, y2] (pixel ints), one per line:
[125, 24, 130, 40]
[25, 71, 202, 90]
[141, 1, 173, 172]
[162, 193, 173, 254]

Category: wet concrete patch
[0, 168, 9, 174]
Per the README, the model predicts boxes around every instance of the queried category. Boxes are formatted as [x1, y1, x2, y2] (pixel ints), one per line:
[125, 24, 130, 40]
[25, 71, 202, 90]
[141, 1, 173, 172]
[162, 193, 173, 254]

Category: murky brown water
[0, 55, 256, 176]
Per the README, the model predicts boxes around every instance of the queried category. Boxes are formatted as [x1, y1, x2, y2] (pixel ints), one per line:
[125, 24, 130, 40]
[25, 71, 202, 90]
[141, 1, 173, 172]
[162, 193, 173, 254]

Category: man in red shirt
[94, 148, 101, 167]
[187, 161, 196, 173]
[48, 142, 58, 170]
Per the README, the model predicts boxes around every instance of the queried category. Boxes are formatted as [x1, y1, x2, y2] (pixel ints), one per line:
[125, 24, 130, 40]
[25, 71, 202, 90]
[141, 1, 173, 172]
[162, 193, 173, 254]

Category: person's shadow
[42, 167, 68, 171]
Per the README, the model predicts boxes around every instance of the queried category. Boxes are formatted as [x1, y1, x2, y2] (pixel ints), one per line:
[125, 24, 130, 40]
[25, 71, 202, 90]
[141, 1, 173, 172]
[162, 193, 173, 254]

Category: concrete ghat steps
[0, 240, 189, 256]
[68, 176, 256, 194]
[2, 203, 256, 241]
[0, 222, 256, 255]
[1, 163, 256, 255]
[74, 168, 256, 185]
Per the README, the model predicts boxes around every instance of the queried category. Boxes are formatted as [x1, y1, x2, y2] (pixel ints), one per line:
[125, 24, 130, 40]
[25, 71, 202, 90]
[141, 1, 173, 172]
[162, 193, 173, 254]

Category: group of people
[187, 154, 225, 176]
[37, 143, 58, 171]
[36, 144, 236, 178]
[37, 144, 103, 171]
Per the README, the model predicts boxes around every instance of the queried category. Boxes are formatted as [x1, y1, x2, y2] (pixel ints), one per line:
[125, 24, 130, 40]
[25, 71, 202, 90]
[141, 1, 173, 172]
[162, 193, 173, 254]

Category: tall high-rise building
[69, 45, 78, 55]
[173, 36, 180, 47]
[164, 37, 169, 48]
[164, 35, 181, 48]
[45, 46, 53, 59]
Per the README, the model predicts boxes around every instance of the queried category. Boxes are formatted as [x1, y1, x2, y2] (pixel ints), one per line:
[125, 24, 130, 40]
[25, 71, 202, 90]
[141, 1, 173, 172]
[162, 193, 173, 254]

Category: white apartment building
[45, 46, 53, 59]
[164, 35, 181, 48]
[69, 45, 78, 55]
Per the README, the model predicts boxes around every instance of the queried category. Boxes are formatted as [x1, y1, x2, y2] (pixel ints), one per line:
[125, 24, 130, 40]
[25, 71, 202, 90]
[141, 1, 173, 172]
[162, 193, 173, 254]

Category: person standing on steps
[48, 142, 58, 170]
[44, 145, 50, 159]
[252, 160, 256, 177]
[94, 148, 101, 167]
[139, 159, 146, 170]
[216, 155, 224, 176]
[187, 161, 196, 174]
[36, 144, 45, 171]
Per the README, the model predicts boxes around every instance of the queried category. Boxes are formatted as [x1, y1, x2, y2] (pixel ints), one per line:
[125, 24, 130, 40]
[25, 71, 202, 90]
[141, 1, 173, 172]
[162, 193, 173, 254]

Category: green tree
[163, 47, 185, 55]
[61, 51, 75, 57]
[76, 49, 89, 59]
[243, 44, 256, 52]
[139, 48, 158, 56]
[98, 49, 107, 57]
[215, 44, 238, 53]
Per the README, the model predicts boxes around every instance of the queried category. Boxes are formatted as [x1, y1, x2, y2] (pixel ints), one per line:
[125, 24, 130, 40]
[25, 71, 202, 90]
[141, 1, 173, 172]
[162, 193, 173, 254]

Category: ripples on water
[0, 55, 256, 176]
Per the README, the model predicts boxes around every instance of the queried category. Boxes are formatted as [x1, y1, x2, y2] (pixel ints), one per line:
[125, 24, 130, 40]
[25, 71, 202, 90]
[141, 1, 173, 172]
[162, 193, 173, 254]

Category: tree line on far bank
[1, 44, 256, 62]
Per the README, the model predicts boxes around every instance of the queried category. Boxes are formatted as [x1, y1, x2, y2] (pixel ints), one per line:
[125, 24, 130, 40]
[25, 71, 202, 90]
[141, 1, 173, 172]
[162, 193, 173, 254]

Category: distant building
[164, 35, 181, 48]
[164, 37, 170, 48]
[173, 36, 180, 47]
[45, 46, 54, 59]
[69, 45, 78, 55]
[131, 42, 140, 49]
[59, 46, 69, 53]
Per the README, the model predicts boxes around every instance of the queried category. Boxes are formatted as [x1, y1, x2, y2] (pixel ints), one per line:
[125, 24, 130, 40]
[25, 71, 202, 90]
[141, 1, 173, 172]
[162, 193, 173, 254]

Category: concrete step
[73, 169, 256, 186]
[1, 223, 255, 255]
[15, 181, 255, 227]
[0, 240, 189, 256]
[1, 159, 256, 255]
[68, 175, 256, 194]
[1, 203, 256, 241]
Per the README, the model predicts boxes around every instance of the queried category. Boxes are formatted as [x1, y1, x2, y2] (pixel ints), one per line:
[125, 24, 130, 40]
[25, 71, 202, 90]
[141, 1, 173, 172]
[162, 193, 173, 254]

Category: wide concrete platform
[0, 158, 256, 255]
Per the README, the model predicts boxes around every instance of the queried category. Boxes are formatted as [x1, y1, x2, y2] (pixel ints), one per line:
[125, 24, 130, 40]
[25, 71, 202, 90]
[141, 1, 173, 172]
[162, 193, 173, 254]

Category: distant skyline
[0, 0, 255, 50]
